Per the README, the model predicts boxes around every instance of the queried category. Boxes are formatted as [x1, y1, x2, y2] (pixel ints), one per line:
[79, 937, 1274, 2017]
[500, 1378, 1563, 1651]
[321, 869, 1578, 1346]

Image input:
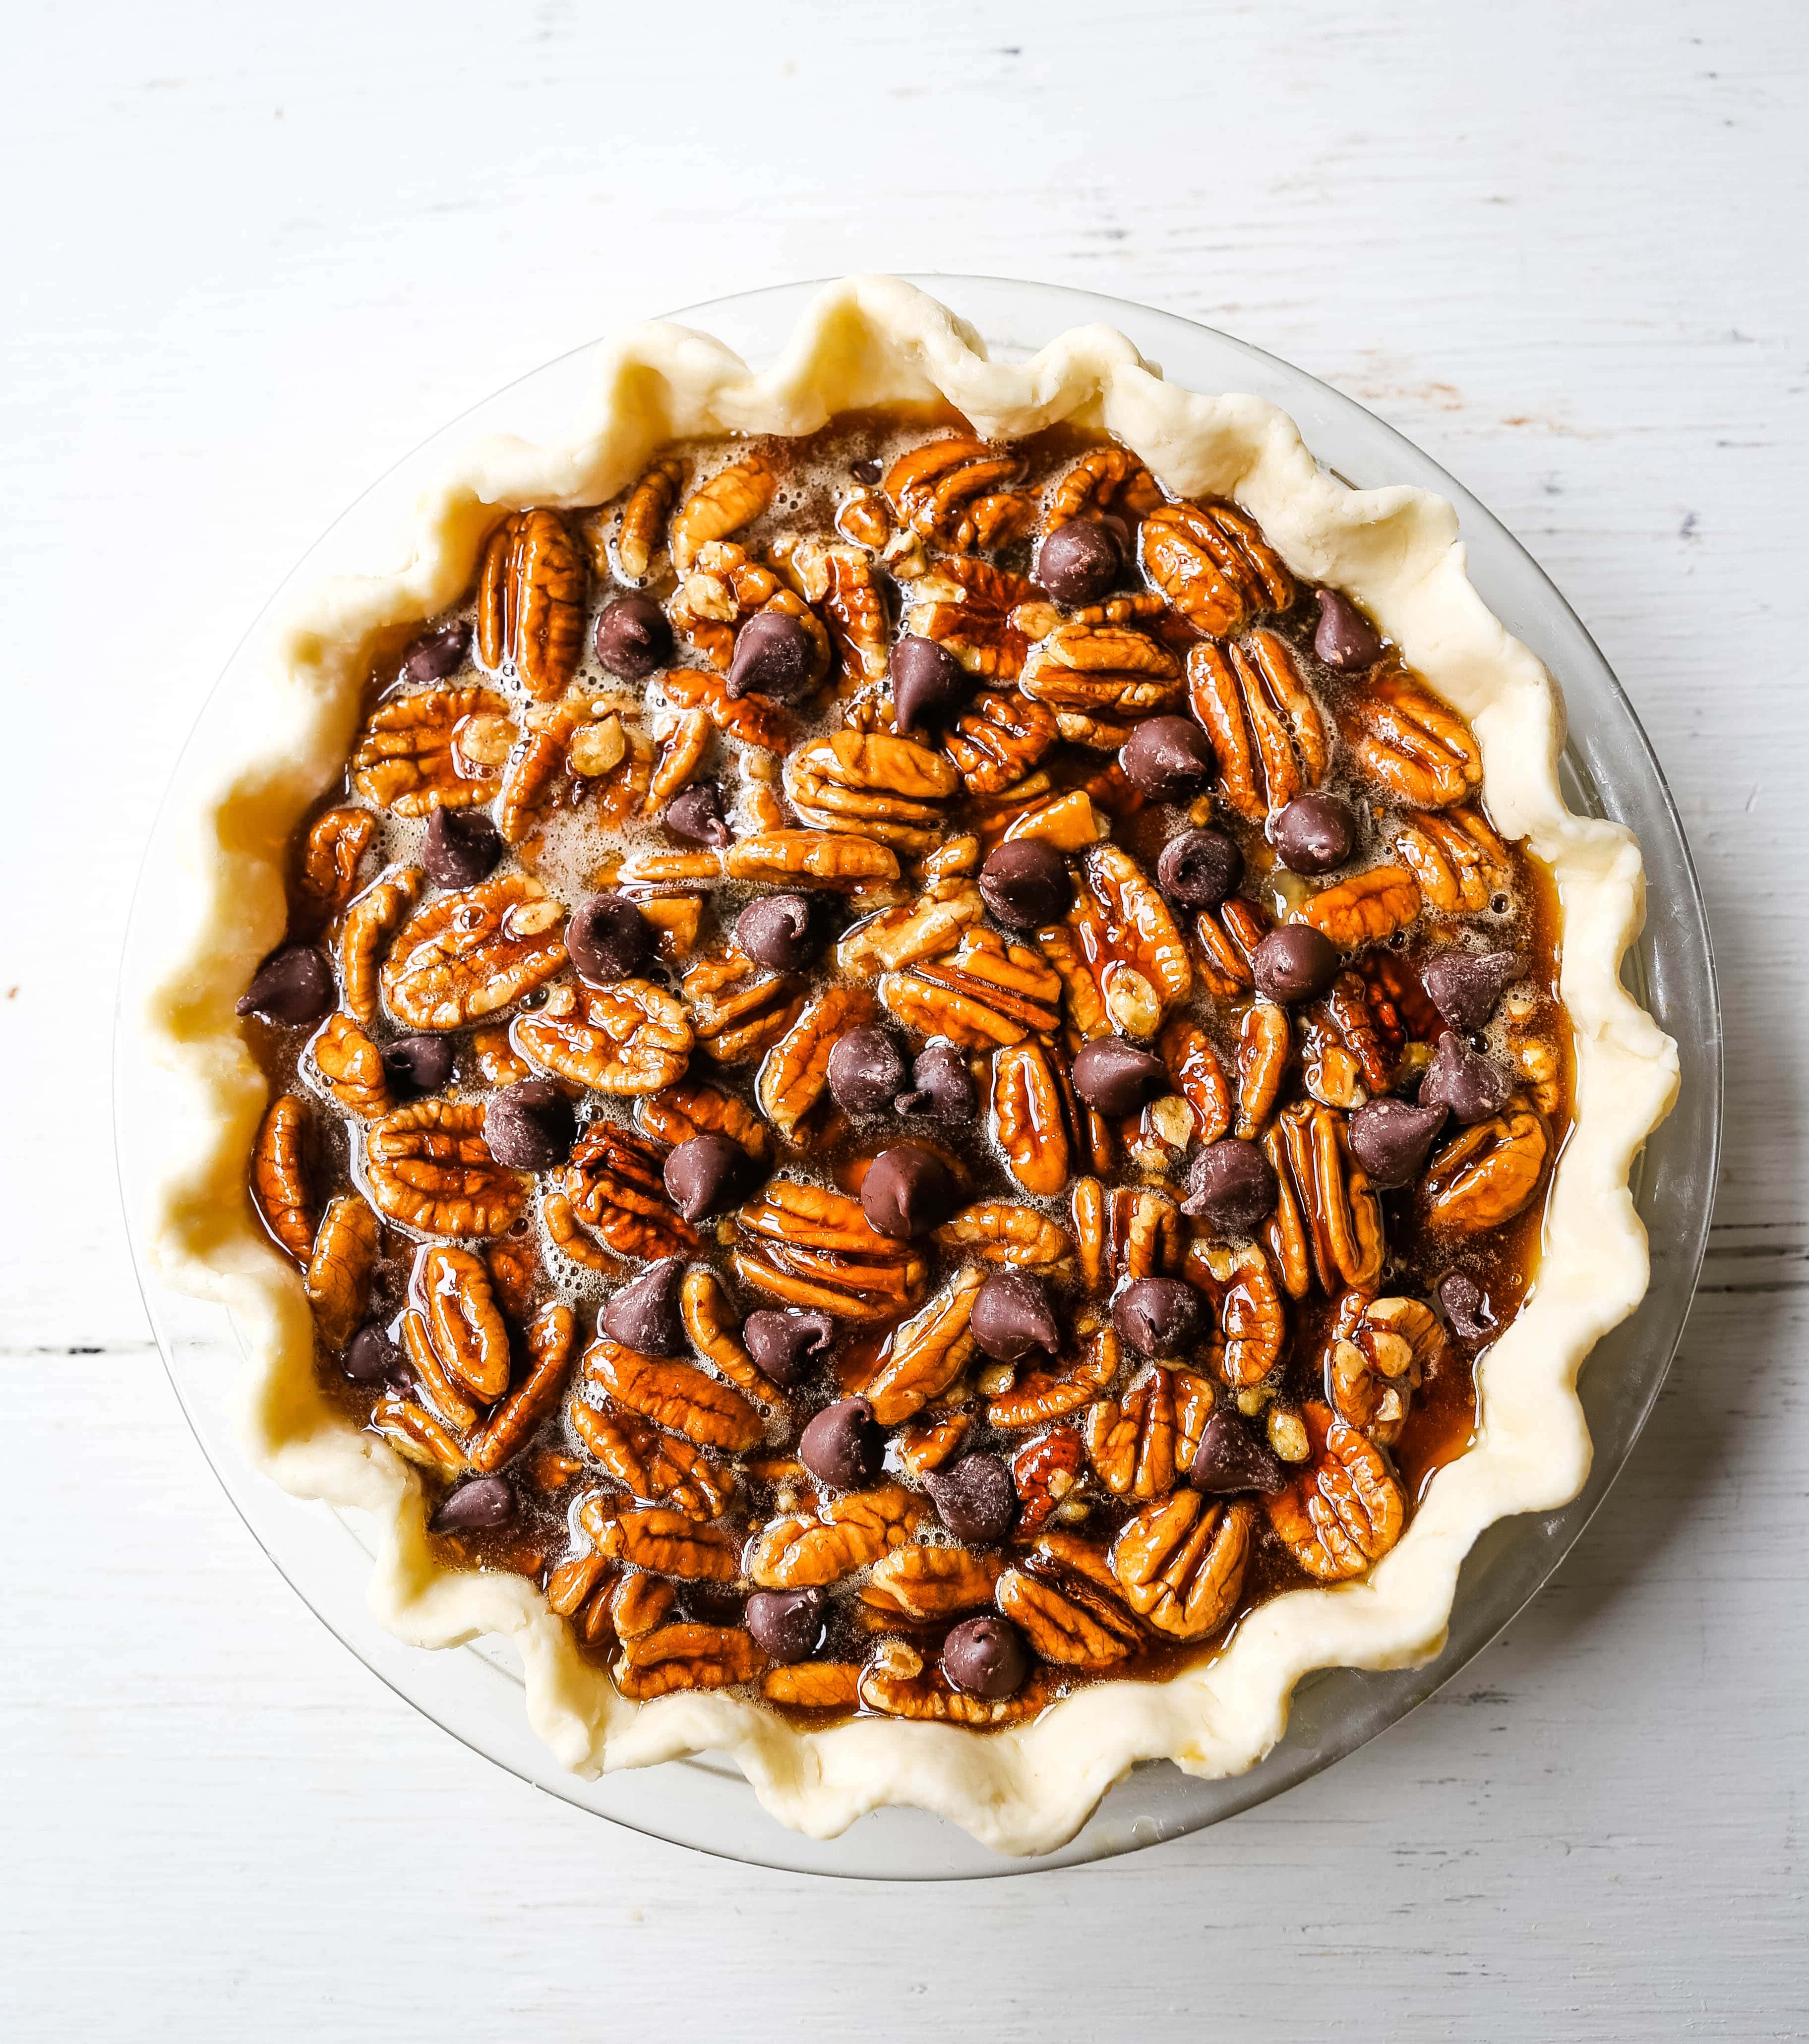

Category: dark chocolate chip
[1112, 1276, 1205, 1357]
[1071, 1038, 1170, 1116]
[860, 1143, 957, 1240]
[850, 458, 883, 485]
[343, 1321, 402, 1383]
[734, 892, 824, 970]
[1035, 519, 1121, 607]
[924, 1453, 1018, 1544]
[1439, 1272, 1495, 1341]
[896, 1042, 978, 1121]
[402, 621, 472, 685]
[1189, 1409, 1286, 1496]
[743, 1307, 835, 1388]
[664, 783, 730, 848]
[1182, 1139, 1280, 1232]
[1423, 950, 1521, 1034]
[430, 1475, 514, 1532]
[663, 1133, 756, 1223]
[1119, 714, 1217, 802]
[381, 1032, 456, 1100]
[594, 595, 672, 681]
[1420, 1031, 1511, 1125]
[601, 1256, 686, 1354]
[970, 1271, 1061, 1364]
[1252, 924, 1339, 1004]
[1348, 1098, 1449, 1189]
[483, 1079, 576, 1170]
[236, 944, 336, 1026]
[568, 892, 651, 984]
[978, 838, 1072, 932]
[1156, 826, 1243, 908]
[744, 1587, 825, 1664]
[799, 1397, 883, 1490]
[726, 610, 818, 702]
[422, 806, 502, 889]
[889, 634, 972, 735]
[1270, 792, 1356, 876]
[826, 1027, 909, 1113]
[942, 1615, 1029, 1700]
[1313, 588, 1384, 671]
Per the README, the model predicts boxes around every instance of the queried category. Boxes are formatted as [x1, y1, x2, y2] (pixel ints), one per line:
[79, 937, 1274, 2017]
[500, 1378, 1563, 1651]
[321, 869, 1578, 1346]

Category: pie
[142, 278, 1680, 1855]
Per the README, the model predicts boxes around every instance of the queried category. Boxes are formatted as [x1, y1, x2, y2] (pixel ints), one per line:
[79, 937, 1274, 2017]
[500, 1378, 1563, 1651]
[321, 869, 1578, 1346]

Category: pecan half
[836, 881, 985, 977]
[934, 1201, 1073, 1269]
[469, 1301, 575, 1471]
[1235, 998, 1291, 1139]
[298, 806, 375, 923]
[942, 690, 1060, 795]
[1193, 895, 1267, 1001]
[880, 927, 1063, 1049]
[1042, 447, 1164, 533]
[1267, 1401, 1406, 1581]
[1304, 971, 1396, 1103]
[858, 1639, 1052, 1726]
[722, 830, 900, 887]
[351, 688, 515, 815]
[1160, 1014, 1232, 1145]
[1424, 1098, 1550, 1231]
[614, 455, 684, 581]
[756, 982, 879, 1143]
[1140, 500, 1294, 637]
[1011, 1424, 1085, 1540]
[996, 1556, 1140, 1670]
[730, 1179, 929, 1322]
[1186, 1240, 1287, 1389]
[670, 456, 776, 573]
[513, 979, 693, 1095]
[1393, 805, 1511, 914]
[1336, 673, 1483, 809]
[1296, 865, 1422, 949]
[645, 708, 714, 813]
[1085, 1363, 1214, 1499]
[990, 1038, 1073, 1198]
[746, 1484, 923, 1588]
[1065, 843, 1192, 1038]
[904, 558, 1036, 680]
[679, 1266, 779, 1402]
[415, 1242, 510, 1400]
[476, 509, 586, 701]
[784, 730, 958, 853]
[778, 536, 892, 685]
[304, 1193, 379, 1348]
[582, 1339, 763, 1453]
[1111, 1493, 1252, 1639]
[611, 1573, 678, 1640]
[365, 1098, 526, 1237]
[762, 1662, 862, 1710]
[370, 1395, 469, 1474]
[861, 1546, 1002, 1621]
[542, 1187, 623, 1273]
[1261, 1100, 1385, 1298]
[681, 949, 805, 1066]
[883, 437, 1033, 551]
[380, 876, 567, 1031]
[1187, 630, 1328, 821]
[571, 1403, 731, 1518]
[987, 1325, 1120, 1430]
[635, 1079, 771, 1163]
[1019, 621, 1184, 723]
[614, 1623, 765, 1699]
[306, 1011, 390, 1119]
[865, 1265, 986, 1426]
[342, 867, 423, 1027]
[252, 1094, 314, 1259]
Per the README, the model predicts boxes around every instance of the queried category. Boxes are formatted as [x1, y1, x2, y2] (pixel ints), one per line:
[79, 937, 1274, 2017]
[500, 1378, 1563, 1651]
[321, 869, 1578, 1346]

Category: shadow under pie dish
[141, 276, 1680, 1856]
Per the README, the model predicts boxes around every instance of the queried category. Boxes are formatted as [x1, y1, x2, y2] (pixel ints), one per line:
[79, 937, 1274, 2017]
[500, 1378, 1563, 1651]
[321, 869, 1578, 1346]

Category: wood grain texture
[4, 0, 1805, 2036]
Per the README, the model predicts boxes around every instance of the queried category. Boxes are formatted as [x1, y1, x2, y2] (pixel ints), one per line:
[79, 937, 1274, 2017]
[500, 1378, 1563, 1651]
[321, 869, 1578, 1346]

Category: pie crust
[139, 277, 1680, 1855]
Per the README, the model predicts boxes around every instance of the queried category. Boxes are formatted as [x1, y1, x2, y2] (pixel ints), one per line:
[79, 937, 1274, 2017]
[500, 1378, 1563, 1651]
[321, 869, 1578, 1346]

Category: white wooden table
[6, 2, 1805, 2035]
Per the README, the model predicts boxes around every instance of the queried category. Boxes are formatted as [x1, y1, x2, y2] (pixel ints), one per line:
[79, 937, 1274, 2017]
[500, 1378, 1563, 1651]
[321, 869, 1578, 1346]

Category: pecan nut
[1192, 895, 1267, 1001]
[1335, 673, 1483, 809]
[1303, 972, 1397, 1103]
[1085, 1363, 1214, 1499]
[987, 1325, 1120, 1430]
[307, 1011, 390, 1118]
[297, 806, 375, 924]
[613, 455, 684, 581]
[380, 875, 567, 1030]
[669, 456, 776, 573]
[364, 1099, 526, 1238]
[341, 867, 423, 1027]
[1261, 1100, 1385, 1298]
[836, 881, 985, 977]
[1019, 621, 1184, 721]
[303, 1193, 379, 1349]
[731, 1178, 928, 1322]
[614, 1623, 765, 1699]
[660, 663, 792, 753]
[778, 536, 892, 684]
[582, 1339, 763, 1453]
[1423, 1098, 1550, 1231]
[1011, 1423, 1085, 1540]
[678, 1266, 779, 1402]
[1296, 865, 1422, 949]
[880, 927, 1063, 1050]
[861, 1546, 1003, 1621]
[865, 1265, 986, 1426]
[1393, 805, 1511, 914]
[934, 1201, 1073, 1270]
[352, 688, 515, 815]
[571, 1403, 731, 1518]
[635, 1079, 771, 1163]
[883, 437, 1034, 551]
[558, 1120, 700, 1262]
[756, 982, 879, 1141]
[1186, 1240, 1287, 1389]
[1042, 448, 1164, 532]
[1110, 1492, 1252, 1639]
[858, 1639, 1052, 1726]
[1139, 500, 1294, 637]
[996, 1555, 1140, 1670]
[989, 1039, 1073, 1198]
[476, 509, 587, 701]
[1235, 998, 1291, 1139]
[1187, 630, 1328, 821]
[468, 1301, 575, 1472]
[681, 949, 805, 1066]
[783, 730, 958, 853]
[1266, 1401, 1406, 1581]
[370, 1395, 469, 1474]
[942, 691, 1060, 795]
[1325, 1291, 1447, 1443]
[1065, 843, 1192, 1038]
[746, 1484, 923, 1588]
[904, 558, 1036, 679]
[668, 541, 830, 683]
[1160, 1015, 1232, 1146]
[762, 1663, 862, 1711]
[513, 979, 693, 1095]
[416, 1242, 511, 1399]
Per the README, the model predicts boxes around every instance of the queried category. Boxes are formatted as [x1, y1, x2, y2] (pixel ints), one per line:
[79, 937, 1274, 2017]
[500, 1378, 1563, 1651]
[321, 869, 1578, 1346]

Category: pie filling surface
[239, 403, 1576, 1730]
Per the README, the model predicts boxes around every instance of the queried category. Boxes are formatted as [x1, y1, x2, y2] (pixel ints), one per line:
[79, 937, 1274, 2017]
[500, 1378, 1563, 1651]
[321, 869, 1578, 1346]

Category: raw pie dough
[140, 276, 1680, 1855]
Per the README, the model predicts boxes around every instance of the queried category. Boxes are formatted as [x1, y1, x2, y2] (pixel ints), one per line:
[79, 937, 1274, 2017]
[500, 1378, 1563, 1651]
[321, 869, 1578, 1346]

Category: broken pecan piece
[1235, 998, 1291, 1139]
[1187, 630, 1328, 821]
[778, 536, 892, 685]
[614, 1623, 765, 1699]
[1160, 1014, 1232, 1146]
[865, 1265, 986, 1426]
[660, 663, 792, 754]
[1140, 499, 1294, 637]
[380, 875, 567, 1030]
[904, 558, 1036, 680]
[731, 1179, 928, 1322]
[1393, 805, 1511, 914]
[303, 1193, 379, 1349]
[1336, 672, 1483, 809]
[670, 456, 776, 574]
[513, 979, 693, 1095]
[746, 1484, 923, 1589]
[836, 881, 985, 978]
[680, 949, 805, 1066]
[762, 1662, 862, 1711]
[1011, 1423, 1085, 1539]
[883, 436, 1033, 551]
[476, 509, 586, 701]
[370, 1395, 469, 1474]
[1325, 1291, 1447, 1444]
[1111, 1493, 1252, 1639]
[858, 1640, 1053, 1726]
[1267, 1401, 1406, 1581]
[351, 688, 514, 815]
[364, 1098, 527, 1237]
[252, 1094, 315, 1260]
[1066, 842, 1193, 1038]
[582, 1339, 763, 1453]
[1423, 1097, 1551, 1231]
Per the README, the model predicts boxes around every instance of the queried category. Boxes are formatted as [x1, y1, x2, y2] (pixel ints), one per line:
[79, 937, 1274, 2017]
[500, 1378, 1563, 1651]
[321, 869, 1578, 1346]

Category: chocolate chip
[743, 1307, 835, 1387]
[1182, 1139, 1280, 1232]
[567, 892, 651, 983]
[430, 1475, 514, 1532]
[1270, 792, 1356, 875]
[594, 595, 672, 681]
[236, 944, 335, 1025]
[970, 1271, 1061, 1363]
[381, 1032, 455, 1099]
[860, 1143, 957, 1240]
[483, 1080, 576, 1170]
[663, 1133, 756, 1223]
[1112, 1276, 1204, 1357]
[1439, 1271, 1495, 1341]
[799, 1397, 883, 1490]
[978, 839, 1072, 932]
[890, 634, 971, 735]
[1420, 1031, 1511, 1124]
[664, 783, 730, 848]
[343, 1321, 402, 1383]
[1119, 715, 1217, 802]
[1313, 587, 1384, 671]
[734, 892, 824, 971]
[1348, 1098, 1448, 1188]
[896, 1042, 978, 1121]
[744, 1587, 825, 1664]
[725, 611, 818, 702]
[402, 621, 472, 685]
[1156, 826, 1243, 908]
[1035, 520, 1121, 607]
[942, 1615, 1029, 1700]
[422, 806, 502, 889]
[924, 1453, 1018, 1544]
[826, 1027, 909, 1113]
[1071, 1038, 1170, 1115]
[1189, 1409, 1286, 1496]
[601, 1256, 686, 1354]
[1252, 924, 1339, 1003]
[1423, 950, 1521, 1034]
[850, 458, 883, 485]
